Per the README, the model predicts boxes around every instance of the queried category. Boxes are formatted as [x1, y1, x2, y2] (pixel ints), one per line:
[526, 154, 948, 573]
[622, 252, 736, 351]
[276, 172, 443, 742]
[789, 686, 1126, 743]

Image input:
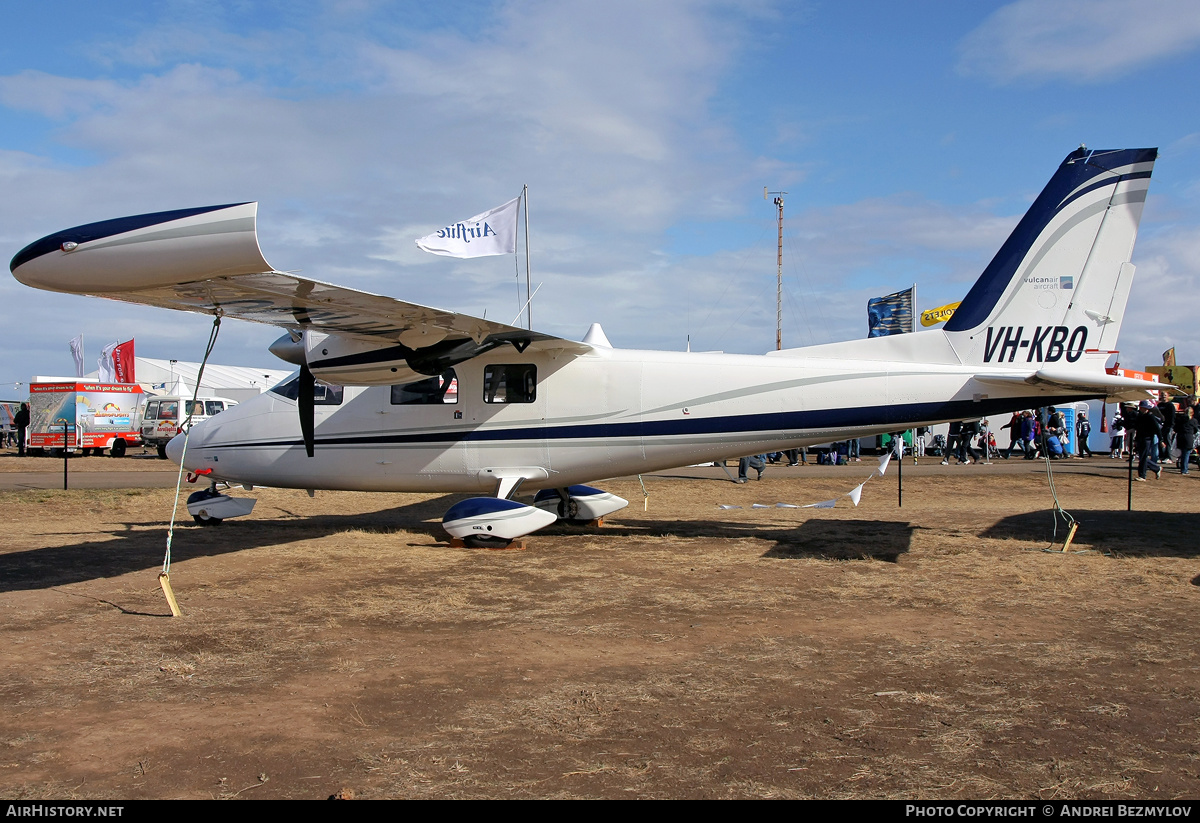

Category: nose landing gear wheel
[188, 487, 224, 526]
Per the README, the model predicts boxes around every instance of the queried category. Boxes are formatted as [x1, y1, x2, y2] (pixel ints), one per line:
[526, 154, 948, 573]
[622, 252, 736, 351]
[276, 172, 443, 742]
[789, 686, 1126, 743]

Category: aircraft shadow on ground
[981, 508, 1200, 558]
[0, 494, 461, 594]
[762, 519, 913, 561]
[547, 517, 914, 562]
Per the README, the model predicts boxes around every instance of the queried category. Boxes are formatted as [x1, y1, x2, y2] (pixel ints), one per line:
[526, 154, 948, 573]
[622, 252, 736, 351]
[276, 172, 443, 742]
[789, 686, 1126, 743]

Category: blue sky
[3, 0, 1199, 389]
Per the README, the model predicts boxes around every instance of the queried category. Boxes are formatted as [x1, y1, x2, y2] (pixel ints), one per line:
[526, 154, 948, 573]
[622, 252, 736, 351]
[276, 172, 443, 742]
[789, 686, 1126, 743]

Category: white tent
[36, 358, 294, 402]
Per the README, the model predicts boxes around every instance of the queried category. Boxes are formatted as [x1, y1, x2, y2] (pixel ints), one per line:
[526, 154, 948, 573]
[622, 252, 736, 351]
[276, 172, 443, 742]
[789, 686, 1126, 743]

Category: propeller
[299, 363, 315, 457]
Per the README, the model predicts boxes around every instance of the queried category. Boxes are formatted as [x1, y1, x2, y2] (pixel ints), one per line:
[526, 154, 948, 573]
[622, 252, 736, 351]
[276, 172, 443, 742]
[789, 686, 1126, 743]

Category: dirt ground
[1, 451, 1197, 800]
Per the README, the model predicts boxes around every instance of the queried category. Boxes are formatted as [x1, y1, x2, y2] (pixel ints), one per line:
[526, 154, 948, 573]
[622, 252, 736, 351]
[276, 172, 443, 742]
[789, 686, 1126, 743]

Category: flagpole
[523, 184, 532, 330]
[911, 282, 918, 333]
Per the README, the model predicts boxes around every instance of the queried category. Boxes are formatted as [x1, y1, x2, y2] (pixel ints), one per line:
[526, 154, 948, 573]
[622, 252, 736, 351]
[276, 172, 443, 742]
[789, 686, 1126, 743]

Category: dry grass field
[0, 454, 1197, 799]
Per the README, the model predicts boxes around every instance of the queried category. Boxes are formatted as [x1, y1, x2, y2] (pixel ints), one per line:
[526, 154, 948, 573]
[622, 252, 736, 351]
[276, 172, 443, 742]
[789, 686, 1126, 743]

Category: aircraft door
[381, 370, 468, 487]
[463, 361, 550, 493]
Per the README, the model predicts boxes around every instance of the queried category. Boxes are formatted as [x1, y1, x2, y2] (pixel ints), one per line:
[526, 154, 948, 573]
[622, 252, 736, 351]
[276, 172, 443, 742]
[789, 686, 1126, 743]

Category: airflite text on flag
[416, 196, 520, 259]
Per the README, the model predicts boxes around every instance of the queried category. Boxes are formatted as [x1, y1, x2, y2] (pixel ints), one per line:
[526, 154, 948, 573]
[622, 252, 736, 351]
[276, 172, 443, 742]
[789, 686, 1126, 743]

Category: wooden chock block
[1061, 521, 1079, 553]
[159, 572, 183, 617]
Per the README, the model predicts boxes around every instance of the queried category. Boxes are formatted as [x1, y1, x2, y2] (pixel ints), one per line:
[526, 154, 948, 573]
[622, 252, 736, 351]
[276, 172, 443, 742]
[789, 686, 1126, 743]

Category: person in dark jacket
[1158, 399, 1177, 462]
[1134, 400, 1163, 480]
[1001, 411, 1023, 459]
[13, 402, 29, 457]
[1020, 411, 1037, 459]
[958, 420, 980, 464]
[1076, 411, 1094, 457]
[1175, 406, 1198, 475]
[942, 421, 961, 465]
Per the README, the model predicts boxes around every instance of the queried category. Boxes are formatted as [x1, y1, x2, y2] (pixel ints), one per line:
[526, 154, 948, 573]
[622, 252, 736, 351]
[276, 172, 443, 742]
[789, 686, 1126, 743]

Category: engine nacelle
[443, 497, 558, 546]
[533, 485, 629, 523]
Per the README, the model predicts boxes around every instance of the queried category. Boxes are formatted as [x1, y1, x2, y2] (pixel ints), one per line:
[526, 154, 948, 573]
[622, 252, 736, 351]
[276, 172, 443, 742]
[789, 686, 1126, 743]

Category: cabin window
[269, 374, 345, 405]
[483, 364, 536, 404]
[391, 370, 458, 405]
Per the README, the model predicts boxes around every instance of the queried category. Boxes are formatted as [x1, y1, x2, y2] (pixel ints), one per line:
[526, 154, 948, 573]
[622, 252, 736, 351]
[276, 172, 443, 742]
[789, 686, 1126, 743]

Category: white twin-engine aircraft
[11, 147, 1165, 545]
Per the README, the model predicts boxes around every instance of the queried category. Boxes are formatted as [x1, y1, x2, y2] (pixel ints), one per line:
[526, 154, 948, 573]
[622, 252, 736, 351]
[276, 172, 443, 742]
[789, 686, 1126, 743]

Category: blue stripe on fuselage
[196, 394, 1090, 452]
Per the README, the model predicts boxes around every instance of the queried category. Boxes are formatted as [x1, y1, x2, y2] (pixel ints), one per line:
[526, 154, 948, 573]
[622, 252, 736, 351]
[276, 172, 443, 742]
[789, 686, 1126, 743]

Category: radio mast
[764, 188, 787, 350]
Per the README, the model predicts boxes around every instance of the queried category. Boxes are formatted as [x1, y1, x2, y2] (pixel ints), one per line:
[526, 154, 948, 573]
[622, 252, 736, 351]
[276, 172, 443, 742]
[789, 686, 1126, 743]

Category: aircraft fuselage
[174, 340, 1088, 494]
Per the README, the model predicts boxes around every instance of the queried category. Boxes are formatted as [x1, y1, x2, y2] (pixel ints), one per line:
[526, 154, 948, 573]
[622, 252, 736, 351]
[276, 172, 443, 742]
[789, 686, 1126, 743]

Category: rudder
[946, 147, 1156, 368]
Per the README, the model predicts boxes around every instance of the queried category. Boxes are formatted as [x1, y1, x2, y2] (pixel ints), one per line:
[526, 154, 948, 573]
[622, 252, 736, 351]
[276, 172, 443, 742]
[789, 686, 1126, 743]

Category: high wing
[10, 202, 591, 385]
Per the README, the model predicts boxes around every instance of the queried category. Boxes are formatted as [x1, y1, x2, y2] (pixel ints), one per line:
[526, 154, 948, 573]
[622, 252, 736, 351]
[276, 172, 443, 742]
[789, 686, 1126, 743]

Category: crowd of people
[727, 395, 1199, 483]
[1107, 397, 1199, 480]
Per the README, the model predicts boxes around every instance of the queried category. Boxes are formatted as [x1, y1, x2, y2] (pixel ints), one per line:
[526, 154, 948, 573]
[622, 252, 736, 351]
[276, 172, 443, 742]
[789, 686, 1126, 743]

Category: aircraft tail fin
[945, 147, 1156, 368]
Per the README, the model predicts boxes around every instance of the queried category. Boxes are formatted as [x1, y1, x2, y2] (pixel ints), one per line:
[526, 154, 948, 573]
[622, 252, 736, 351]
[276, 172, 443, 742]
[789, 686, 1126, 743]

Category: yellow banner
[1146, 365, 1194, 396]
[920, 301, 960, 327]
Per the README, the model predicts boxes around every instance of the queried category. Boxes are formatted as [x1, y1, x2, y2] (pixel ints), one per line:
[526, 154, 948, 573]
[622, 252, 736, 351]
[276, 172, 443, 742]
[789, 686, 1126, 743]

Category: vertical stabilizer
[945, 147, 1156, 368]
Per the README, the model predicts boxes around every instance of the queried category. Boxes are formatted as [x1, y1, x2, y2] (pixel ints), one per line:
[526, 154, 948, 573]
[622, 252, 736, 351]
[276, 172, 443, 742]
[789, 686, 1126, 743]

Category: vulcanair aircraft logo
[1023, 275, 1074, 291]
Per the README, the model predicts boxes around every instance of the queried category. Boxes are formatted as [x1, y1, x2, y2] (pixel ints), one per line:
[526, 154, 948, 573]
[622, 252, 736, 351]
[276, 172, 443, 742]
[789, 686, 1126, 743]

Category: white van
[141, 396, 238, 458]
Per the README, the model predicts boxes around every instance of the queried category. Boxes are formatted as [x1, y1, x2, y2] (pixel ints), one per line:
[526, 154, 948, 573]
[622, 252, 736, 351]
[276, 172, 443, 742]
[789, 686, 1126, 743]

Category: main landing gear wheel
[533, 486, 630, 525]
[157, 444, 168, 459]
[556, 496, 590, 526]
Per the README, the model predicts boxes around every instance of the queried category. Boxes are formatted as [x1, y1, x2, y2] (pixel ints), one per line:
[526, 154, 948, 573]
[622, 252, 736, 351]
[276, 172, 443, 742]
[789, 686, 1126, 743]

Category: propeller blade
[299, 364, 315, 457]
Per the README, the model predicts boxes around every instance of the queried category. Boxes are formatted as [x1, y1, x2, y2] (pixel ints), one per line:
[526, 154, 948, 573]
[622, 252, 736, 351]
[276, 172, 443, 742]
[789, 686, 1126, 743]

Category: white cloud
[958, 0, 1200, 84]
[1121, 223, 1200, 366]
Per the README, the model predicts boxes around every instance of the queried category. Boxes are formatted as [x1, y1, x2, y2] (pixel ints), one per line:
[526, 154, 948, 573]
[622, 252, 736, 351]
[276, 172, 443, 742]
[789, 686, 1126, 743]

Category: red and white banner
[112, 339, 135, 384]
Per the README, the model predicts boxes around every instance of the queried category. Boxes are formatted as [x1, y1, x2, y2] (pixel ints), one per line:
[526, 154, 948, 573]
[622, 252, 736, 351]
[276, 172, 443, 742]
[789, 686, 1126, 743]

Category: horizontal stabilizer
[975, 369, 1169, 401]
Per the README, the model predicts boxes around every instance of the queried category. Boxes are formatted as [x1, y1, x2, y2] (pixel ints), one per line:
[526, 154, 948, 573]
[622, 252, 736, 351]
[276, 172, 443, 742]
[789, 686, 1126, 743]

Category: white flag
[875, 452, 892, 477]
[98, 340, 118, 383]
[69, 335, 85, 378]
[846, 483, 865, 507]
[416, 196, 520, 258]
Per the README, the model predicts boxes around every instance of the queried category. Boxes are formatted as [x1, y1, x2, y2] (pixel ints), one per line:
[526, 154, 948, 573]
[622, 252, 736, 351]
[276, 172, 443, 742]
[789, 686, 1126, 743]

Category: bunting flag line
[719, 450, 894, 510]
[875, 452, 892, 477]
